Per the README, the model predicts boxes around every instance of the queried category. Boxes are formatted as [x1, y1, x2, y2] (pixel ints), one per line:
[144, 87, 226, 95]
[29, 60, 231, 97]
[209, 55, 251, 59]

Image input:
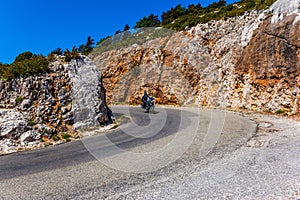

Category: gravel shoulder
[121, 113, 300, 200]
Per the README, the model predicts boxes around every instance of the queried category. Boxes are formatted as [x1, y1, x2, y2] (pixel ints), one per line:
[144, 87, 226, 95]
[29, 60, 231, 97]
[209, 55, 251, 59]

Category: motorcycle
[141, 96, 155, 113]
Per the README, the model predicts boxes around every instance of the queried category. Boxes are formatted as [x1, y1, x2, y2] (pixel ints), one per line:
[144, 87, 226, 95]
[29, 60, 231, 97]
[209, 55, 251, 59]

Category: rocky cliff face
[232, 11, 300, 113]
[91, 0, 300, 115]
[0, 56, 111, 154]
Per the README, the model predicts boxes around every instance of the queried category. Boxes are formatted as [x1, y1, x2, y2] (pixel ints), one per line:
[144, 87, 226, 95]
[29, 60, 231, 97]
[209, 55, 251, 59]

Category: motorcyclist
[142, 90, 149, 109]
[142, 91, 155, 113]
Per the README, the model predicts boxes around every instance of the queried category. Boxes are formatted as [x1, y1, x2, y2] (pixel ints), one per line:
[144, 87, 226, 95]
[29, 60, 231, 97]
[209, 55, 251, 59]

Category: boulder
[0, 109, 30, 139]
[67, 56, 112, 129]
[20, 99, 32, 111]
[20, 130, 41, 145]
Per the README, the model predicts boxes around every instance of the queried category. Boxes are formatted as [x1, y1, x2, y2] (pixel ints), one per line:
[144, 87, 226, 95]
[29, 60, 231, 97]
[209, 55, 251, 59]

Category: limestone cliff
[0, 56, 111, 154]
[90, 0, 299, 115]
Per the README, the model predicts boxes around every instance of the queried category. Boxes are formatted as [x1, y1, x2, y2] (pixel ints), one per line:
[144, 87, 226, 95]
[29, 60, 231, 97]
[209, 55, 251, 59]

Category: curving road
[0, 106, 257, 199]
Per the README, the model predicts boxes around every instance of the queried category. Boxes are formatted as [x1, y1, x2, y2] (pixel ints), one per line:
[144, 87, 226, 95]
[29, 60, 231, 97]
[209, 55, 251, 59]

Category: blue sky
[0, 0, 236, 64]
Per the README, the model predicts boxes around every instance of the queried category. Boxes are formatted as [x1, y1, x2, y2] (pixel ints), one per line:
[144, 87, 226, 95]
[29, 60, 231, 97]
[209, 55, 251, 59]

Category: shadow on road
[0, 107, 199, 180]
[83, 108, 198, 158]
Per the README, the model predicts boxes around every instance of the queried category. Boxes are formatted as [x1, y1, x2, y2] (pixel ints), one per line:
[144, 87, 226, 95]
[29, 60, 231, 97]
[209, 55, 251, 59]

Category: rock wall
[0, 56, 111, 154]
[91, 0, 300, 115]
[91, 35, 200, 106]
[231, 12, 300, 113]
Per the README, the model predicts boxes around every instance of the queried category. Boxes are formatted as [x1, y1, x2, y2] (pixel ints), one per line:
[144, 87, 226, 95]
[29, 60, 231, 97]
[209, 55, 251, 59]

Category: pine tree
[124, 24, 130, 31]
[84, 36, 95, 55]
[134, 14, 160, 28]
[51, 48, 64, 55]
[161, 4, 186, 25]
[77, 36, 95, 55]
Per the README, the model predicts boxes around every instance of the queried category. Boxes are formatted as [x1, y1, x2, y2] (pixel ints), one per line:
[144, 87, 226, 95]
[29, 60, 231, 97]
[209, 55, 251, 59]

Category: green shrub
[61, 133, 71, 140]
[52, 134, 60, 142]
[51, 48, 64, 55]
[27, 119, 35, 126]
[64, 47, 81, 62]
[32, 90, 38, 95]
[131, 0, 277, 31]
[0, 52, 49, 80]
[77, 36, 95, 55]
[134, 14, 160, 28]
[39, 138, 45, 143]
[14, 52, 33, 62]
[275, 109, 285, 114]
[0, 63, 14, 80]
[47, 53, 56, 62]
[15, 96, 24, 103]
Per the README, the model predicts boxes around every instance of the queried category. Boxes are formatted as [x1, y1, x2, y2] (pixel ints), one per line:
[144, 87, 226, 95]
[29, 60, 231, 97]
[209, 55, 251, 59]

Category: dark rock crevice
[263, 30, 300, 48]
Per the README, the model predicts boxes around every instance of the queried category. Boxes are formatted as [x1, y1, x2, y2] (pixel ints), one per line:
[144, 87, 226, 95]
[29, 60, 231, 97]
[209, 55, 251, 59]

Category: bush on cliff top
[63, 46, 82, 62]
[158, 0, 277, 30]
[0, 52, 50, 80]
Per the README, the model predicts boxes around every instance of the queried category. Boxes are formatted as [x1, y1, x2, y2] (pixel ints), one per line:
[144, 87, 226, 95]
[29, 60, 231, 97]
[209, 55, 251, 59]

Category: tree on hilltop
[64, 46, 81, 62]
[51, 48, 64, 55]
[0, 51, 49, 80]
[115, 30, 121, 35]
[134, 14, 160, 28]
[161, 4, 186, 25]
[208, 0, 227, 9]
[14, 51, 33, 62]
[124, 24, 130, 31]
[77, 36, 95, 55]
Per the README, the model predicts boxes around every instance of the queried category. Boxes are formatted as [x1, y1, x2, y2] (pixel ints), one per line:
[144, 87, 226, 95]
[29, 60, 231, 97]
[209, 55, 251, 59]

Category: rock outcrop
[0, 56, 111, 154]
[232, 9, 300, 113]
[67, 57, 112, 129]
[0, 109, 40, 153]
[91, 0, 300, 115]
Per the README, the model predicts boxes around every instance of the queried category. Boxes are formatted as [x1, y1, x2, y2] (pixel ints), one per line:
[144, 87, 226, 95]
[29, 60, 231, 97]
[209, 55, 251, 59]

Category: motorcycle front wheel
[147, 104, 155, 112]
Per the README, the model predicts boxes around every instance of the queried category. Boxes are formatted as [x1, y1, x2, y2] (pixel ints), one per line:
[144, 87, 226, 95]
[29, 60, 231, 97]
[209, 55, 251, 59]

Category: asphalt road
[0, 106, 258, 199]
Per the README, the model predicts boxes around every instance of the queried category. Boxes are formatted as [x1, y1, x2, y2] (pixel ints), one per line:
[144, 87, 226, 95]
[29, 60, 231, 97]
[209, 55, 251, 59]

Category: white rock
[0, 139, 17, 154]
[20, 99, 32, 110]
[0, 109, 27, 136]
[269, 0, 300, 24]
[241, 11, 265, 47]
[67, 56, 108, 129]
[20, 130, 40, 145]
